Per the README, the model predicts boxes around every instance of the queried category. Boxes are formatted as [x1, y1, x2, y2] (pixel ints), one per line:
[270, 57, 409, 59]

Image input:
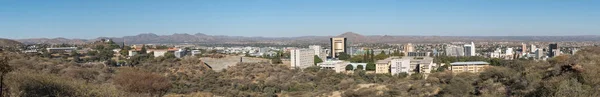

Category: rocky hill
[0, 38, 23, 47]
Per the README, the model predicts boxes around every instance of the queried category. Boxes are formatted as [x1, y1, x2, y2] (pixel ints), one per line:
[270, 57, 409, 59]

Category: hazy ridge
[14, 32, 600, 44]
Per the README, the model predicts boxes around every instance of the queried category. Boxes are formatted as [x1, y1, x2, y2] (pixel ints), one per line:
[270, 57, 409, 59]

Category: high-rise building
[548, 43, 559, 57]
[309, 45, 321, 57]
[463, 42, 476, 56]
[390, 58, 410, 75]
[506, 48, 514, 55]
[330, 37, 347, 59]
[390, 57, 433, 76]
[404, 43, 415, 53]
[530, 45, 537, 53]
[445, 45, 465, 56]
[290, 49, 315, 69]
[522, 43, 527, 53]
[535, 49, 544, 59]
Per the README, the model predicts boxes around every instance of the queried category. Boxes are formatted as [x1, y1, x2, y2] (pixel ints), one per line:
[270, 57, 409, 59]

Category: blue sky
[1, 0, 599, 39]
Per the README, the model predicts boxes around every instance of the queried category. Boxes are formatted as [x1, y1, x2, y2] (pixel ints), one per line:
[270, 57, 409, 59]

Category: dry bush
[5, 71, 128, 97]
[114, 68, 171, 97]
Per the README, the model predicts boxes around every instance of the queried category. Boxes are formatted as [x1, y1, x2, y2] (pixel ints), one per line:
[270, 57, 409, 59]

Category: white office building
[390, 57, 434, 76]
[309, 45, 321, 56]
[391, 58, 410, 75]
[290, 49, 315, 69]
[318, 60, 350, 73]
[530, 45, 537, 53]
[445, 45, 465, 56]
[464, 42, 476, 56]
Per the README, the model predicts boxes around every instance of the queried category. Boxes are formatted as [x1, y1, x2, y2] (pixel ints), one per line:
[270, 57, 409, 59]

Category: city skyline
[1, 0, 599, 39]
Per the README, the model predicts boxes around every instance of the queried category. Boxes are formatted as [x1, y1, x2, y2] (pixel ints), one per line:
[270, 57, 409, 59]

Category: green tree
[349, 55, 365, 63]
[345, 65, 354, 71]
[244, 52, 251, 57]
[391, 49, 401, 56]
[163, 51, 176, 59]
[139, 45, 147, 54]
[338, 52, 351, 60]
[70, 50, 81, 63]
[119, 46, 130, 57]
[436, 63, 450, 72]
[271, 52, 283, 64]
[357, 65, 364, 70]
[366, 62, 376, 71]
[374, 51, 389, 60]
[314, 55, 323, 65]
[363, 49, 369, 62]
[369, 49, 375, 62]
[410, 73, 423, 80]
[271, 58, 282, 64]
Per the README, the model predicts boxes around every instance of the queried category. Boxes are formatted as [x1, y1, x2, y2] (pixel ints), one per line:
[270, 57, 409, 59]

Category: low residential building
[375, 57, 399, 74]
[318, 60, 350, 73]
[46, 47, 77, 53]
[174, 49, 187, 58]
[128, 50, 139, 57]
[450, 61, 490, 73]
[191, 50, 201, 56]
[390, 58, 410, 75]
[390, 57, 434, 76]
[290, 49, 315, 69]
[149, 50, 168, 57]
[407, 52, 430, 57]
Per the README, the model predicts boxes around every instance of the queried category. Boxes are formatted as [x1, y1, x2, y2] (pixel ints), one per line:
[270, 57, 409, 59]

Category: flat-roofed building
[407, 52, 430, 57]
[290, 49, 315, 69]
[450, 61, 490, 73]
[390, 57, 434, 76]
[46, 47, 77, 53]
[318, 60, 350, 73]
[390, 58, 410, 75]
[375, 57, 399, 74]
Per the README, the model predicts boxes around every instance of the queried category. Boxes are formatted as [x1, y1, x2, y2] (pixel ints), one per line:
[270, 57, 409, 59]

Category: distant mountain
[336, 32, 369, 43]
[14, 32, 600, 44]
[0, 38, 23, 47]
[17, 37, 87, 44]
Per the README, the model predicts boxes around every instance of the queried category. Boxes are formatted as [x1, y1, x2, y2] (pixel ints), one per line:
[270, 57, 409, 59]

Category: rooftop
[450, 61, 490, 65]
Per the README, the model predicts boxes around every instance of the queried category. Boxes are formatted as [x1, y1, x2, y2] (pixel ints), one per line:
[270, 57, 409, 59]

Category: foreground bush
[5, 71, 128, 97]
[114, 68, 171, 97]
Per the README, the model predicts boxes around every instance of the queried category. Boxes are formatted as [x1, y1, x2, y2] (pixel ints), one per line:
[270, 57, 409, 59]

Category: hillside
[0, 38, 23, 47]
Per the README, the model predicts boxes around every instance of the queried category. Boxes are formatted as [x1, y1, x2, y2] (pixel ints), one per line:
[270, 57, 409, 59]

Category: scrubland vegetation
[2, 47, 600, 96]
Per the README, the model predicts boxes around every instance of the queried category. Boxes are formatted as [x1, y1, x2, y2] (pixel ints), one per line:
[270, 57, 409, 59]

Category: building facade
[407, 52, 430, 57]
[290, 49, 315, 69]
[464, 42, 476, 56]
[548, 43, 559, 57]
[330, 37, 347, 59]
[375, 57, 398, 74]
[445, 45, 464, 56]
[318, 60, 349, 73]
[404, 43, 415, 53]
[390, 57, 434, 76]
[309, 45, 321, 57]
[46, 47, 77, 53]
[450, 61, 490, 73]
